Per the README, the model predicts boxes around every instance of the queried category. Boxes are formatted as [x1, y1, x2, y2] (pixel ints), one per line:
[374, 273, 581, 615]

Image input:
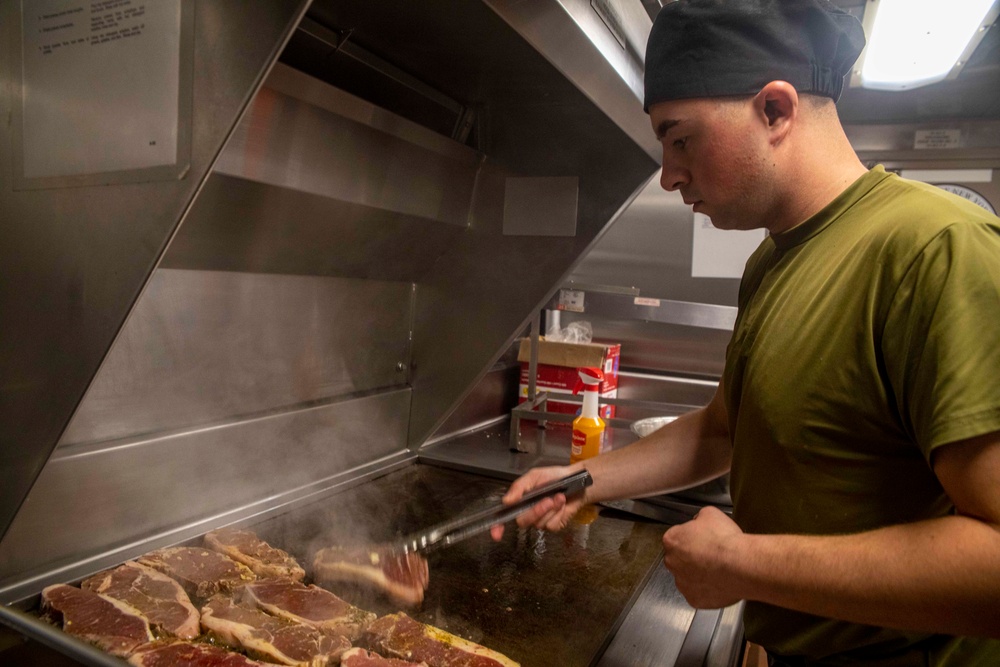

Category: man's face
[649, 97, 776, 231]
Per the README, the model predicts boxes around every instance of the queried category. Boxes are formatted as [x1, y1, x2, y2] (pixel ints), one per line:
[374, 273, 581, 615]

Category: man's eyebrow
[654, 119, 682, 140]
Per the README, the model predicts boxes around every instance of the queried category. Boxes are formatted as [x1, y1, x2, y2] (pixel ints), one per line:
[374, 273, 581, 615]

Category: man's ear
[753, 81, 798, 146]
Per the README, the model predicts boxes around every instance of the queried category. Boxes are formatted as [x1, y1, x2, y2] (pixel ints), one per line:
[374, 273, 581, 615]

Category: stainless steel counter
[422, 415, 731, 512]
[421, 415, 655, 480]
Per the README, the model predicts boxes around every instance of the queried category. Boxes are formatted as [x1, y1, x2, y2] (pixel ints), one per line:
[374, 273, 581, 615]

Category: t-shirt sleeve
[882, 220, 1000, 461]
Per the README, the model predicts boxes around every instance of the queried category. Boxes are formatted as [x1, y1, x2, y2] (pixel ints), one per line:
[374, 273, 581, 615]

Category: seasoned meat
[138, 547, 255, 601]
[128, 640, 285, 666]
[362, 613, 519, 667]
[341, 647, 428, 667]
[204, 528, 305, 581]
[41, 584, 153, 657]
[242, 578, 375, 641]
[313, 547, 429, 607]
[200, 594, 350, 666]
[82, 561, 200, 639]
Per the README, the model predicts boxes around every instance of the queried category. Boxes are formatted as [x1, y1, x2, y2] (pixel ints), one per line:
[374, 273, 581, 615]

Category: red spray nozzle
[573, 367, 605, 395]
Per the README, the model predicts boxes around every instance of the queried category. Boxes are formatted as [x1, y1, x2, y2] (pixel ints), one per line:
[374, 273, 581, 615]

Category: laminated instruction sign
[18, 0, 190, 187]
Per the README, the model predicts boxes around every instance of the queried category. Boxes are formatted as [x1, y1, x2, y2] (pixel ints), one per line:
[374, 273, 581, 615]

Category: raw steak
[341, 647, 427, 667]
[204, 528, 305, 581]
[362, 613, 519, 667]
[129, 640, 284, 666]
[82, 561, 200, 639]
[313, 547, 429, 606]
[41, 584, 153, 657]
[201, 594, 350, 666]
[138, 547, 256, 600]
[242, 578, 375, 640]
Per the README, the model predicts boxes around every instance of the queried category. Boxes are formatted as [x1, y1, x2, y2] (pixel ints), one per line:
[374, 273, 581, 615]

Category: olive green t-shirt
[723, 166, 1000, 665]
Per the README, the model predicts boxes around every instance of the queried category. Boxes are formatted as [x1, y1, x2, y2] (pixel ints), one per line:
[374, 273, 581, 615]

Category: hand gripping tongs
[393, 470, 594, 555]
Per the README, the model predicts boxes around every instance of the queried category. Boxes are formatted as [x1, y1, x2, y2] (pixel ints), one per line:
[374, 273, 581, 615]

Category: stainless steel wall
[569, 180, 740, 307]
[60, 270, 414, 447]
[846, 120, 1000, 212]
[562, 176, 738, 377]
[0, 0, 310, 543]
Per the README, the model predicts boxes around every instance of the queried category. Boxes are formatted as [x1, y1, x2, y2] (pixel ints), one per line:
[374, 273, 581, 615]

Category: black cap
[643, 0, 866, 111]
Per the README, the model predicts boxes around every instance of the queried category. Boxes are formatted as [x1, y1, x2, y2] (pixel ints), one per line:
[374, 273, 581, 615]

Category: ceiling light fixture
[854, 0, 999, 91]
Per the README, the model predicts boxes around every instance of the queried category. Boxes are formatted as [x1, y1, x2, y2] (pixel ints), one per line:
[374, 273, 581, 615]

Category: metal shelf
[513, 285, 733, 453]
[545, 285, 737, 331]
[509, 390, 689, 452]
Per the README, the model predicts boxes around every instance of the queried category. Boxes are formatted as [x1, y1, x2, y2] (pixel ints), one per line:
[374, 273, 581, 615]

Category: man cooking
[491, 0, 1000, 664]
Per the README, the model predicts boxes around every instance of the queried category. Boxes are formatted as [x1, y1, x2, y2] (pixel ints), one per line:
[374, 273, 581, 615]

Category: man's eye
[673, 137, 687, 149]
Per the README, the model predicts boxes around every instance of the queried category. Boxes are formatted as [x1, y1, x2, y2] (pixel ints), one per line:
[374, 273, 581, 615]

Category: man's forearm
[734, 515, 1000, 638]
[583, 406, 731, 504]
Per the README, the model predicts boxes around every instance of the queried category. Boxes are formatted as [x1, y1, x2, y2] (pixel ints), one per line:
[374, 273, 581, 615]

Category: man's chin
[706, 214, 758, 232]
[705, 216, 736, 230]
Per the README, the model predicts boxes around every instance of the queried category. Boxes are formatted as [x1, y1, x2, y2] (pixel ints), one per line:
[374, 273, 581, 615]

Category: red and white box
[517, 338, 621, 426]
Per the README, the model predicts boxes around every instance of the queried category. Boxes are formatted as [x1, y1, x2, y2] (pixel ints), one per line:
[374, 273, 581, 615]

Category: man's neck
[768, 123, 868, 235]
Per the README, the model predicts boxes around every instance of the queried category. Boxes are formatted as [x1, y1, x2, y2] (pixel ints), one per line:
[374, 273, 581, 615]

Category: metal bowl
[629, 415, 731, 505]
[629, 415, 678, 438]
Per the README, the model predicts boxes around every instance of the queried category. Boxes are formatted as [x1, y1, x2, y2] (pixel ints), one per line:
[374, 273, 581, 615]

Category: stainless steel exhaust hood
[0, 0, 660, 598]
[263, 0, 661, 446]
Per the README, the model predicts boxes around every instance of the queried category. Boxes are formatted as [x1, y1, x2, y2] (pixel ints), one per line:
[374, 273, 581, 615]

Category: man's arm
[587, 378, 732, 502]
[663, 429, 1000, 638]
[494, 381, 732, 535]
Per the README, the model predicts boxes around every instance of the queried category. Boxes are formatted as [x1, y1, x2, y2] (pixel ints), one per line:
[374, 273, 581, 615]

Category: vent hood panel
[164, 65, 482, 282]
[162, 174, 469, 282]
[173, 0, 660, 446]
[212, 81, 480, 227]
[286, 0, 658, 161]
[0, 0, 309, 541]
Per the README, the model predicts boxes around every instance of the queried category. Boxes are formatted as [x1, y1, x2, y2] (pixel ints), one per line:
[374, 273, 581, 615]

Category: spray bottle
[570, 367, 606, 465]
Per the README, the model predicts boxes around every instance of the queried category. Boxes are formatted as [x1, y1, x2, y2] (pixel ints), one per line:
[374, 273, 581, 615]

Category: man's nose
[660, 165, 689, 192]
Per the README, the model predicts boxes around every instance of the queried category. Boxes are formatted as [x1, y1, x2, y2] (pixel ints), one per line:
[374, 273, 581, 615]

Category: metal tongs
[393, 470, 593, 555]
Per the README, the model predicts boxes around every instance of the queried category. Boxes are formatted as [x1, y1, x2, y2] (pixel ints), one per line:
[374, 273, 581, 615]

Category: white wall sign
[20, 0, 183, 180]
[691, 213, 767, 279]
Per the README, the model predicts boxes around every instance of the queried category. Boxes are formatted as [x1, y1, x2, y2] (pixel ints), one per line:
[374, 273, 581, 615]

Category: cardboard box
[517, 338, 620, 425]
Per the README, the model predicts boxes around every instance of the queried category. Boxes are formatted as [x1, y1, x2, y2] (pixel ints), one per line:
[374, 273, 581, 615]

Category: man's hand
[662, 506, 747, 609]
[490, 465, 586, 541]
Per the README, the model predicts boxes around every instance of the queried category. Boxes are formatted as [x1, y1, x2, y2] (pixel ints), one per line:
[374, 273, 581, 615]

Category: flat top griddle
[1, 463, 667, 667]
[249, 463, 668, 666]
